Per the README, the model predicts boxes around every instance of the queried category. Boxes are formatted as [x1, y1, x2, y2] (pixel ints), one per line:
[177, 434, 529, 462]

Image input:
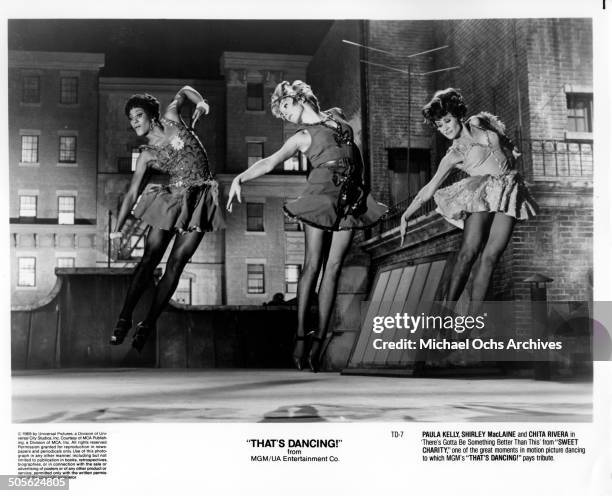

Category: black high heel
[307, 334, 324, 373]
[292, 336, 306, 371]
[109, 318, 132, 345]
[131, 321, 154, 353]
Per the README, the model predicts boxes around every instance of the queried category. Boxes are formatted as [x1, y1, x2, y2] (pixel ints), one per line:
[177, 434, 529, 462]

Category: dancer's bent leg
[444, 212, 490, 306]
[469, 213, 515, 311]
[118, 227, 173, 321]
[141, 230, 204, 326]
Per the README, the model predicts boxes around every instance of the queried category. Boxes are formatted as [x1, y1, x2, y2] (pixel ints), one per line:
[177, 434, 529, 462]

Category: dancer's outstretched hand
[226, 177, 242, 212]
[399, 213, 408, 246]
[191, 100, 210, 127]
[108, 232, 123, 240]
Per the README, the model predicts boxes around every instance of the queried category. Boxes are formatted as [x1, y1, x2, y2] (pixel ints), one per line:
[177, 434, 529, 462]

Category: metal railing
[520, 138, 593, 179]
[371, 170, 466, 238]
[368, 137, 593, 240]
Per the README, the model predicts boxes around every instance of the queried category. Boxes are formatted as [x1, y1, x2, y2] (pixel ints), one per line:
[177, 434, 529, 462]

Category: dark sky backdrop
[8, 19, 333, 79]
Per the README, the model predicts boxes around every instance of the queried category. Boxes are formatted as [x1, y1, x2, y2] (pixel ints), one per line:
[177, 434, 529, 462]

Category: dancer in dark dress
[226, 80, 387, 371]
[109, 86, 224, 351]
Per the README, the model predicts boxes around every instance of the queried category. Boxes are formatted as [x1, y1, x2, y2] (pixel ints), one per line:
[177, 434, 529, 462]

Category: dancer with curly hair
[109, 87, 224, 351]
[400, 88, 537, 310]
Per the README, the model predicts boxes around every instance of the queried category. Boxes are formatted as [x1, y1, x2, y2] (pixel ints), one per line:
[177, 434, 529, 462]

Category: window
[60, 77, 78, 104]
[18, 257, 36, 287]
[567, 93, 593, 133]
[130, 235, 145, 258]
[247, 264, 265, 294]
[22, 76, 40, 103]
[387, 148, 431, 204]
[247, 142, 264, 168]
[57, 257, 75, 268]
[117, 158, 132, 173]
[246, 203, 264, 231]
[21, 136, 39, 163]
[285, 264, 301, 293]
[246, 82, 264, 111]
[284, 216, 302, 232]
[284, 201, 302, 231]
[117, 149, 140, 173]
[58, 196, 75, 224]
[59, 136, 77, 163]
[282, 152, 308, 173]
[388, 148, 408, 174]
[131, 148, 140, 171]
[173, 277, 192, 305]
[19, 196, 37, 218]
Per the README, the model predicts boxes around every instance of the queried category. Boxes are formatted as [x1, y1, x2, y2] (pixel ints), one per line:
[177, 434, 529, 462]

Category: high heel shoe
[131, 321, 154, 353]
[109, 318, 132, 345]
[292, 335, 306, 371]
[307, 334, 324, 373]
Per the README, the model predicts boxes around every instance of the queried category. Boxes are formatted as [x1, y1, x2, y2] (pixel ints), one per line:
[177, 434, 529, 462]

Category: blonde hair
[270, 80, 321, 119]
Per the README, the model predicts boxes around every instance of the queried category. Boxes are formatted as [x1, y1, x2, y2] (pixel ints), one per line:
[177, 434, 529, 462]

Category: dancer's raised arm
[164, 85, 210, 127]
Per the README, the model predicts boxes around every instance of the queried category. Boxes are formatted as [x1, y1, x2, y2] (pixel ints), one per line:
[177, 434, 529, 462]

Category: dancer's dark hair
[422, 88, 467, 127]
[125, 93, 161, 122]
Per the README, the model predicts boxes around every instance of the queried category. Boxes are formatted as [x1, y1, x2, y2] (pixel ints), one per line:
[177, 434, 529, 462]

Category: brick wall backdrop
[366, 20, 437, 208]
[512, 206, 593, 301]
[308, 20, 362, 137]
[524, 18, 593, 140]
[431, 19, 531, 164]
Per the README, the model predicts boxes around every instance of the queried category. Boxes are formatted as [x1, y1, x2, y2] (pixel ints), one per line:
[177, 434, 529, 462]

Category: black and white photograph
[1, 1, 610, 495]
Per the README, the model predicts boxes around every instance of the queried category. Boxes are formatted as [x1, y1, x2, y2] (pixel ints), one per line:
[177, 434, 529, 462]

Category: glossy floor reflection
[12, 369, 592, 423]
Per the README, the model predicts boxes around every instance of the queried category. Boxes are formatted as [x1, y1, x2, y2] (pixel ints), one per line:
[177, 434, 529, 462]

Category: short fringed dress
[283, 108, 387, 231]
[132, 117, 225, 233]
[433, 116, 538, 230]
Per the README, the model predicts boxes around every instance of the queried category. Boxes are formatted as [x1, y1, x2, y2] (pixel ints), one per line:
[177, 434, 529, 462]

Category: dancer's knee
[136, 254, 158, 273]
[301, 259, 321, 280]
[480, 250, 501, 269]
[164, 252, 190, 279]
[456, 246, 479, 267]
[324, 257, 344, 277]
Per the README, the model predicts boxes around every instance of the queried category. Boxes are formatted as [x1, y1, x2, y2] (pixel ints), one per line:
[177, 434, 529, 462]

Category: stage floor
[12, 369, 592, 423]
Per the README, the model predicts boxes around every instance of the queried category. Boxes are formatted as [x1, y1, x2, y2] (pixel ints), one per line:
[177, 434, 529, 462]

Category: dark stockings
[294, 225, 353, 364]
[142, 230, 204, 325]
[118, 228, 204, 326]
[296, 226, 326, 339]
[444, 212, 515, 313]
[315, 229, 353, 340]
[118, 227, 172, 322]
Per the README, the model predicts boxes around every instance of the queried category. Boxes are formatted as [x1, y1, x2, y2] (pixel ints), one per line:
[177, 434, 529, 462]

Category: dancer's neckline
[302, 112, 338, 129]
